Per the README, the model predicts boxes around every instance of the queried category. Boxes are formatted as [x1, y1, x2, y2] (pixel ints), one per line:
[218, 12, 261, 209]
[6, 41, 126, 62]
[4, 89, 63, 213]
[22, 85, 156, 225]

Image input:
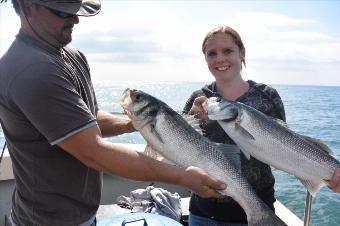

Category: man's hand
[329, 168, 340, 193]
[96, 110, 136, 137]
[179, 166, 225, 198]
[188, 96, 209, 119]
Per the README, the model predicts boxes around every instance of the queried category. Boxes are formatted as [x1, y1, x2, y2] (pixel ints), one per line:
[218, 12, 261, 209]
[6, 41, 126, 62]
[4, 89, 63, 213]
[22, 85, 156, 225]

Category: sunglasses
[45, 7, 75, 19]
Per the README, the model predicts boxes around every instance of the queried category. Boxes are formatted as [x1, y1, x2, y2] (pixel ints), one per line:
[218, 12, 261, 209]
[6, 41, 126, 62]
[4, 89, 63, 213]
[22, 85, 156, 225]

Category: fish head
[204, 97, 239, 121]
[120, 88, 161, 130]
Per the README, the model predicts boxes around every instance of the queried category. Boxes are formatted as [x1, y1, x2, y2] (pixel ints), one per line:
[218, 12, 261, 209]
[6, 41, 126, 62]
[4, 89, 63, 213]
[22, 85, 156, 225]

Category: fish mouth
[203, 97, 219, 119]
[120, 88, 133, 116]
[203, 97, 220, 111]
[204, 97, 236, 120]
[120, 88, 130, 104]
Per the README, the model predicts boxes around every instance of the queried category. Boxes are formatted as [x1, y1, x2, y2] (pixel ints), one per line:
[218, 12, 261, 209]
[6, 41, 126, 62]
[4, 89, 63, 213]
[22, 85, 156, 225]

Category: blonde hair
[202, 26, 246, 67]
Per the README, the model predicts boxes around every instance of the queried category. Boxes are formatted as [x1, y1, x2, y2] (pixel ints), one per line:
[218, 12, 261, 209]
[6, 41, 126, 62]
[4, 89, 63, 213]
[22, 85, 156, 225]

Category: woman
[183, 26, 286, 226]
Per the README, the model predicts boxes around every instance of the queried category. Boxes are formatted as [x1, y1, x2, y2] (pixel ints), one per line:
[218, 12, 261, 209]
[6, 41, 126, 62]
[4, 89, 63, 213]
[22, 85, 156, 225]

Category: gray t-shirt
[0, 30, 101, 226]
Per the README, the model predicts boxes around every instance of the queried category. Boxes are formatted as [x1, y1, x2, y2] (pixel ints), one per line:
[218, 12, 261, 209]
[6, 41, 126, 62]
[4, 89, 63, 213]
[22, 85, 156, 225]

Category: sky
[1, 0, 340, 86]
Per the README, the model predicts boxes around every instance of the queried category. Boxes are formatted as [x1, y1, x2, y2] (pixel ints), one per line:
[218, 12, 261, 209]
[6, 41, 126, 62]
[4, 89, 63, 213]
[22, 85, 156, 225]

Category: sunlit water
[1, 81, 339, 225]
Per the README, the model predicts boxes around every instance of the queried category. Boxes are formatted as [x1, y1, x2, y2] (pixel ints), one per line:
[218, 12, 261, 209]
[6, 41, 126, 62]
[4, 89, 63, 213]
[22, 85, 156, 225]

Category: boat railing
[304, 191, 313, 226]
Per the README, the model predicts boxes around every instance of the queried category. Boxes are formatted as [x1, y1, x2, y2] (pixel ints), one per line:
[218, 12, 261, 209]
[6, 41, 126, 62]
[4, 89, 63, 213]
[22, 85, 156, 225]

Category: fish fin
[182, 113, 203, 135]
[144, 144, 164, 161]
[241, 149, 251, 160]
[298, 178, 328, 196]
[272, 118, 288, 128]
[235, 122, 255, 140]
[150, 123, 164, 144]
[233, 123, 253, 159]
[144, 144, 176, 164]
[215, 143, 242, 169]
[300, 135, 334, 155]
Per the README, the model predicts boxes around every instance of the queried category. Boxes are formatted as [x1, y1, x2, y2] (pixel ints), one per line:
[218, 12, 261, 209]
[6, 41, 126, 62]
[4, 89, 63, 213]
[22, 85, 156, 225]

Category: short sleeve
[10, 62, 96, 144]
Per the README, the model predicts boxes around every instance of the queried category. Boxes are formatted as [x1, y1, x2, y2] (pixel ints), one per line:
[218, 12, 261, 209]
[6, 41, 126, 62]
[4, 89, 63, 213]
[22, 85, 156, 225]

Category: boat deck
[97, 197, 303, 225]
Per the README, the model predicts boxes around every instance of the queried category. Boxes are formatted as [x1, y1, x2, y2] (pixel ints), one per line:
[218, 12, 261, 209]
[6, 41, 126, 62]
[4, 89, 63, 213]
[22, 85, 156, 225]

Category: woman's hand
[329, 168, 340, 193]
[188, 96, 209, 119]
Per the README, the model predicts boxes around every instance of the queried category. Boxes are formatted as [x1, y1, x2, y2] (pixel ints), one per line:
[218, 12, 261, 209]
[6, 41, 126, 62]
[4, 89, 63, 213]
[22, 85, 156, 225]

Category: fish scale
[120, 88, 287, 226]
[245, 104, 338, 175]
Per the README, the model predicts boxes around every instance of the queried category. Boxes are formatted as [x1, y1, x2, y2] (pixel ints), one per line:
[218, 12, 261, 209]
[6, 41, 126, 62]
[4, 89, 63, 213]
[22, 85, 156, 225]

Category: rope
[0, 141, 6, 164]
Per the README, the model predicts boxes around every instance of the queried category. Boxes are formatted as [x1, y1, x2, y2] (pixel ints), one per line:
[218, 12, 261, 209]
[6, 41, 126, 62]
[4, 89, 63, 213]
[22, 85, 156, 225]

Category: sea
[0, 81, 339, 226]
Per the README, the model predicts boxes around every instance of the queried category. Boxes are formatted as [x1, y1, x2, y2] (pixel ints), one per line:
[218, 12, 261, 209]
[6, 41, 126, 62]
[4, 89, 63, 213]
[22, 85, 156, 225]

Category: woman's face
[204, 32, 245, 82]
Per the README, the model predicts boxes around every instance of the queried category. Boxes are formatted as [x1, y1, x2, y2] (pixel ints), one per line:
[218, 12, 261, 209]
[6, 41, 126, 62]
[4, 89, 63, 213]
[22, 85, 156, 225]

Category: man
[0, 0, 225, 225]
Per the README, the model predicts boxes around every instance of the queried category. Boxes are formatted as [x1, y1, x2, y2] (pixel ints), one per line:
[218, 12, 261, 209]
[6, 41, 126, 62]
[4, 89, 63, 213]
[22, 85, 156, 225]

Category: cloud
[271, 31, 334, 41]
[74, 9, 340, 68]
[236, 12, 317, 27]
[2, 1, 339, 85]
[86, 53, 157, 64]
[82, 8, 340, 85]
[71, 26, 198, 64]
[233, 13, 340, 65]
[71, 28, 161, 63]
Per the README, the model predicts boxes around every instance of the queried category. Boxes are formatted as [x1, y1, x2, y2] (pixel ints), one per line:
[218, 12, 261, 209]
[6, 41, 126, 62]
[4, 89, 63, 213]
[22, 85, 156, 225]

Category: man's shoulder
[1, 38, 57, 71]
[64, 47, 86, 59]
[64, 47, 89, 68]
[0, 40, 48, 95]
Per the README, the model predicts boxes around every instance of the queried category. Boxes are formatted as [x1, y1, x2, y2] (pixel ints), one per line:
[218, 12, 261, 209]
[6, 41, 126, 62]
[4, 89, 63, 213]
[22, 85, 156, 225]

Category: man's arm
[58, 125, 225, 198]
[96, 110, 135, 137]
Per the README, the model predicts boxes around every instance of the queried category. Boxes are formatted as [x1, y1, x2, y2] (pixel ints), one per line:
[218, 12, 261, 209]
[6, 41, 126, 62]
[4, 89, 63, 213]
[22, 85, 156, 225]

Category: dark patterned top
[183, 80, 286, 223]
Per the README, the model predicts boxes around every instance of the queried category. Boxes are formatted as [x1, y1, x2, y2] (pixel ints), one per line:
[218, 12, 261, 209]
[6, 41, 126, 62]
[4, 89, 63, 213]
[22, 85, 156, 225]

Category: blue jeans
[189, 212, 248, 226]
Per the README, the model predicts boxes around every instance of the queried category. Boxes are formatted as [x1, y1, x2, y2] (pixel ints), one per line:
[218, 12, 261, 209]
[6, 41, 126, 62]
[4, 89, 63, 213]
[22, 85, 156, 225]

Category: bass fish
[120, 88, 287, 226]
[205, 97, 340, 195]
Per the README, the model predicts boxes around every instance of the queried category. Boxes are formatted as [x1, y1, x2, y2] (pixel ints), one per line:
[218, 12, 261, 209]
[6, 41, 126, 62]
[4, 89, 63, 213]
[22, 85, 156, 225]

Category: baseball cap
[0, 0, 101, 17]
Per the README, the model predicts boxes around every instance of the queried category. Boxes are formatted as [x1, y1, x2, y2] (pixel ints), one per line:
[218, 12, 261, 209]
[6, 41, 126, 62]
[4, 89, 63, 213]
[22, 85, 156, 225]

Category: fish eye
[135, 93, 141, 101]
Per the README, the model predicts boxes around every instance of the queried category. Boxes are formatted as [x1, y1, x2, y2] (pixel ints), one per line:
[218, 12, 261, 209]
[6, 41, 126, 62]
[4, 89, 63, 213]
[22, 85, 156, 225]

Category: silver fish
[205, 97, 340, 195]
[120, 88, 287, 226]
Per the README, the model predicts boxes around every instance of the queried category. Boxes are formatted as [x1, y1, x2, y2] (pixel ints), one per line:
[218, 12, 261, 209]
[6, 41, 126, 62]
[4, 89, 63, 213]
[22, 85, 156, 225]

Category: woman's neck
[216, 77, 249, 101]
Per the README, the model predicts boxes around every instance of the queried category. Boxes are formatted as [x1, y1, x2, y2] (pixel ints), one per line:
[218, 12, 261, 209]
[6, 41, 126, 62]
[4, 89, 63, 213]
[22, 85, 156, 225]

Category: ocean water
[0, 81, 339, 225]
